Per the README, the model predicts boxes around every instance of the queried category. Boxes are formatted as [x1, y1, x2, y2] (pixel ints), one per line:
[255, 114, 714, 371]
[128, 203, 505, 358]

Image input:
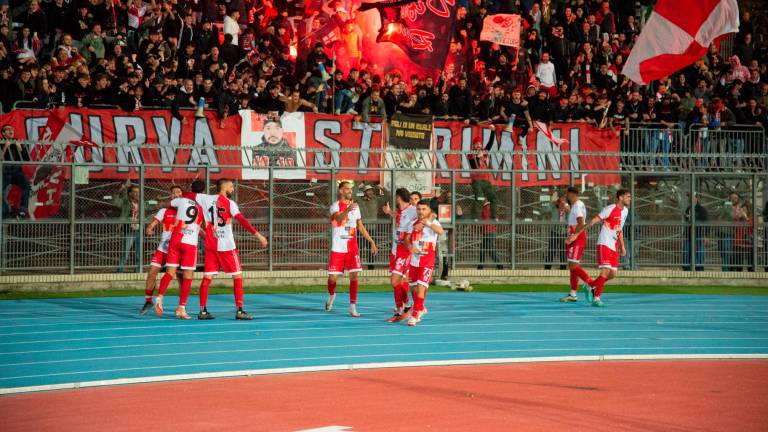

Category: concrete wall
[1, 269, 766, 292]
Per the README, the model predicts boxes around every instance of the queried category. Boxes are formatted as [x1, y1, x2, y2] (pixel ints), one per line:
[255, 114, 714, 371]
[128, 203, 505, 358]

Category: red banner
[304, 113, 386, 181]
[433, 122, 620, 187]
[1, 108, 242, 180]
[0, 110, 620, 188]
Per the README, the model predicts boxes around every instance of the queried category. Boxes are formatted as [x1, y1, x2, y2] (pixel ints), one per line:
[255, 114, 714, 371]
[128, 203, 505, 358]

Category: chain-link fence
[1, 157, 765, 275]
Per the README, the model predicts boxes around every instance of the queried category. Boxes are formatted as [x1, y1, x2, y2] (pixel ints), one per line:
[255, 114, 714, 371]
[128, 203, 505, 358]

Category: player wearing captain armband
[154, 180, 207, 320]
[567, 189, 631, 307]
[326, 181, 378, 317]
[406, 200, 444, 326]
[386, 188, 418, 323]
[139, 185, 184, 316]
[195, 179, 268, 321]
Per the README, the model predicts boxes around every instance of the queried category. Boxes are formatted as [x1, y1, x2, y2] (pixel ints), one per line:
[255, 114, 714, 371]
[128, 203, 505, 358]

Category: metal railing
[1, 159, 765, 275]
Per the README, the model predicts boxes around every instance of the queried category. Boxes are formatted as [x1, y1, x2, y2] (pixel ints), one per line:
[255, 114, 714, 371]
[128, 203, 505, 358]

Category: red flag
[27, 111, 96, 220]
[534, 121, 568, 146]
[623, 0, 739, 84]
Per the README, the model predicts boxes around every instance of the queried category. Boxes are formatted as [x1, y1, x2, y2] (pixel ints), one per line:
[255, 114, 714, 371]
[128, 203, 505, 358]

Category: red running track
[1, 360, 766, 432]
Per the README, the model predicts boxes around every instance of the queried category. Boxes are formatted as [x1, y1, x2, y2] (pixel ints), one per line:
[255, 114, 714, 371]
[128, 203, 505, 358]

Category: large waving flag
[27, 112, 97, 220]
[361, 0, 459, 70]
[623, 0, 739, 85]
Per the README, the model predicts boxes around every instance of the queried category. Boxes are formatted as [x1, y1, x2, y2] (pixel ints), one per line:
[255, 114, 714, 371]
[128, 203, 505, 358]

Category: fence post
[267, 167, 274, 272]
[690, 172, 696, 273]
[69, 162, 76, 274]
[0, 160, 4, 275]
[449, 169, 456, 271]
[753, 173, 759, 272]
[329, 169, 336, 263]
[392, 168, 397, 262]
[629, 171, 636, 270]
[138, 165, 145, 274]
[510, 168, 517, 270]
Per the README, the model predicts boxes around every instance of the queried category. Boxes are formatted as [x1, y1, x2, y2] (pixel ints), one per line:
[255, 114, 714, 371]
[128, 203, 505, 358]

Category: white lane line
[0, 298, 765, 316]
[2, 312, 766, 336]
[3, 327, 759, 356]
[3, 353, 767, 395]
[4, 337, 768, 367]
[2, 347, 767, 383]
[2, 308, 767, 329]
[1, 320, 763, 346]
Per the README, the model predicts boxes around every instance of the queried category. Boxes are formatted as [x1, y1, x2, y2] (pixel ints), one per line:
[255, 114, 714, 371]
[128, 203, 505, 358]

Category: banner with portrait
[240, 111, 306, 180]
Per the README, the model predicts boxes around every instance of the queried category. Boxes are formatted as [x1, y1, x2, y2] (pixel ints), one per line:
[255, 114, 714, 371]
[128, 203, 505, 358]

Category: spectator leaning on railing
[732, 202, 754, 273]
[1, 124, 30, 218]
[467, 133, 497, 221]
[112, 180, 151, 273]
[683, 193, 709, 272]
[718, 192, 743, 273]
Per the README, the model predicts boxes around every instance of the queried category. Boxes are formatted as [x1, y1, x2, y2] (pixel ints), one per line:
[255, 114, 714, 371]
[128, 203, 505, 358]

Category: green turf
[1, 284, 767, 300]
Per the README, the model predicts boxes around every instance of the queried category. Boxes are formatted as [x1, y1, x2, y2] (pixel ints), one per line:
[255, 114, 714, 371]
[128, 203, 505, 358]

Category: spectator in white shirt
[536, 52, 558, 97]
[223, 9, 241, 46]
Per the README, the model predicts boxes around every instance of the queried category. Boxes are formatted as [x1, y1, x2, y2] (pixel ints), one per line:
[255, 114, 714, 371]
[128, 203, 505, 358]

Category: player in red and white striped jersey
[568, 189, 631, 307]
[154, 180, 206, 319]
[326, 181, 378, 317]
[385, 188, 418, 322]
[561, 187, 593, 302]
[139, 185, 183, 315]
[406, 200, 444, 326]
[196, 179, 268, 320]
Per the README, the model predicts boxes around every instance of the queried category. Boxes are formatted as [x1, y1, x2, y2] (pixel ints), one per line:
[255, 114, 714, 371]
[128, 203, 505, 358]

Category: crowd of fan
[0, 0, 765, 141]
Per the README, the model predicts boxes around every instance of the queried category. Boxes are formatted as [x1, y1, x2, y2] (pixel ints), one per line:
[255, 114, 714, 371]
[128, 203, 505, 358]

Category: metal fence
[1, 157, 765, 275]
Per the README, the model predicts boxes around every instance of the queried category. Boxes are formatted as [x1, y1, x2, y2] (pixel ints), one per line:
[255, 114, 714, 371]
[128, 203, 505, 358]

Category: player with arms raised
[154, 180, 206, 319]
[326, 181, 378, 317]
[386, 188, 418, 322]
[406, 200, 444, 326]
[568, 189, 631, 307]
[196, 179, 268, 320]
[140, 185, 183, 315]
[561, 186, 593, 302]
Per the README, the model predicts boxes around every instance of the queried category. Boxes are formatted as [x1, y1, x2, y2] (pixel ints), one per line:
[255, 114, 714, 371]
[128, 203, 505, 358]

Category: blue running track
[1, 292, 767, 393]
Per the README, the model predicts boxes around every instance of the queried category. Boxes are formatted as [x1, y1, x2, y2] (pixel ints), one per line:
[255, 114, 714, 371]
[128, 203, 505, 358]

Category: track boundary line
[2, 353, 766, 395]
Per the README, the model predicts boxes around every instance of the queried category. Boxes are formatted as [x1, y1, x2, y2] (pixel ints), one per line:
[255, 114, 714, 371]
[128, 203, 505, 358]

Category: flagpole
[331, 50, 336, 115]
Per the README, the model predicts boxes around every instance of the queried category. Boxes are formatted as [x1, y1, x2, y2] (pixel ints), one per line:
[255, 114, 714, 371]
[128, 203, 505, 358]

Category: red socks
[570, 265, 593, 290]
[327, 279, 337, 296]
[393, 282, 409, 308]
[592, 275, 607, 297]
[199, 278, 212, 309]
[350, 280, 359, 304]
[158, 272, 173, 296]
[234, 277, 244, 308]
[393, 284, 403, 308]
[399, 282, 410, 305]
[179, 278, 192, 306]
[413, 291, 426, 313]
[569, 272, 579, 291]
[144, 285, 154, 302]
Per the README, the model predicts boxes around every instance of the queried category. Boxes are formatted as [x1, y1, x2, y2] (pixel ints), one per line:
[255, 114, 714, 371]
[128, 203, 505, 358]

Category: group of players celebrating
[140, 179, 630, 323]
[141, 179, 268, 320]
[324, 181, 443, 326]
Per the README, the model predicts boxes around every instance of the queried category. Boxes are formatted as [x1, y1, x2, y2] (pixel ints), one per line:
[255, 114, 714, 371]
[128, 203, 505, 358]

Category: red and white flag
[533, 121, 568, 146]
[623, 0, 739, 85]
[480, 14, 521, 48]
[27, 112, 96, 220]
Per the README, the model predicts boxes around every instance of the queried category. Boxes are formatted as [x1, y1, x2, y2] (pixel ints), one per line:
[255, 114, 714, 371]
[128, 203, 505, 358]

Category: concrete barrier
[1, 269, 766, 292]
